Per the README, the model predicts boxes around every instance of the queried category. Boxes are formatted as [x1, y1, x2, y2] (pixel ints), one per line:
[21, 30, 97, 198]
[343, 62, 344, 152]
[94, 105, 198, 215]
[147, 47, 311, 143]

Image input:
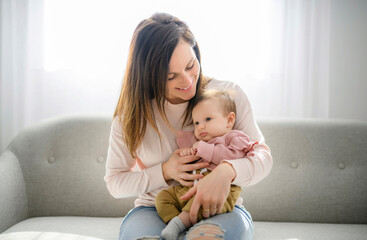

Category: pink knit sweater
[176, 130, 257, 171]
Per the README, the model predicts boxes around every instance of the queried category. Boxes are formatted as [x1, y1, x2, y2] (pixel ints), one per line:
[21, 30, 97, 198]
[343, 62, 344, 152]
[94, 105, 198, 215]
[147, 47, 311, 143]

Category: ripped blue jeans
[119, 205, 253, 239]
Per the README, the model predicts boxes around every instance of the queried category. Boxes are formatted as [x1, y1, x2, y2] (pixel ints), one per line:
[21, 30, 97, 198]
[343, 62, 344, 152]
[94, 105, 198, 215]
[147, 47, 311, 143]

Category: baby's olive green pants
[155, 171, 242, 223]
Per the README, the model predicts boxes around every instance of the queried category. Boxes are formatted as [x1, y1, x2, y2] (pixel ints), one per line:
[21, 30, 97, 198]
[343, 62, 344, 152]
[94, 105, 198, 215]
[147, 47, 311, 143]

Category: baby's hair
[193, 89, 236, 116]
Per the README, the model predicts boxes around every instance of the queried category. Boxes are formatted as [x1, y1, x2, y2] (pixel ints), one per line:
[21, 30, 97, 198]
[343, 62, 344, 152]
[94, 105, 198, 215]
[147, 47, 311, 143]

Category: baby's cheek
[194, 130, 200, 139]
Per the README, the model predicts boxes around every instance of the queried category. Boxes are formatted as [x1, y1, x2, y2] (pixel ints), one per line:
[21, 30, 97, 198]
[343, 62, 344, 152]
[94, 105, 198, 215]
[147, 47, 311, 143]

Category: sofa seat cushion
[254, 221, 367, 240]
[0, 216, 122, 240]
[2, 217, 367, 240]
[0, 232, 104, 240]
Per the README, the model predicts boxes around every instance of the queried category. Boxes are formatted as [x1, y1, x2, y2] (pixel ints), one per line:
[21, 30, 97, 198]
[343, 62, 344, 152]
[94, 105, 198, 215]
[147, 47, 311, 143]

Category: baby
[156, 89, 257, 240]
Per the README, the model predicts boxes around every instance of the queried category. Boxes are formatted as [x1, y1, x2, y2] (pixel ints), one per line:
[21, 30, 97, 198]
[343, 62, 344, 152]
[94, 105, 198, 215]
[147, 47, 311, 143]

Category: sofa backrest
[7, 115, 134, 218]
[244, 119, 367, 224]
[4, 116, 367, 224]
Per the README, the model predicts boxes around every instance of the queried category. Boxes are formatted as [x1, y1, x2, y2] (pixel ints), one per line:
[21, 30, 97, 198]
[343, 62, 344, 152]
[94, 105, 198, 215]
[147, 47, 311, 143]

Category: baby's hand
[180, 148, 197, 157]
[192, 141, 200, 151]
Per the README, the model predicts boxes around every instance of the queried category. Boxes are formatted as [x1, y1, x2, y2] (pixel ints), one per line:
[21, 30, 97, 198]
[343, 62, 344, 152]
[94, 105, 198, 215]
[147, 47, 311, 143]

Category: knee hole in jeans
[186, 222, 225, 239]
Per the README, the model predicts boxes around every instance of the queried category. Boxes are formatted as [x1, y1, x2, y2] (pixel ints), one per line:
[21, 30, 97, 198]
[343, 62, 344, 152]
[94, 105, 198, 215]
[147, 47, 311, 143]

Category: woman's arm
[104, 118, 169, 198]
[222, 84, 273, 187]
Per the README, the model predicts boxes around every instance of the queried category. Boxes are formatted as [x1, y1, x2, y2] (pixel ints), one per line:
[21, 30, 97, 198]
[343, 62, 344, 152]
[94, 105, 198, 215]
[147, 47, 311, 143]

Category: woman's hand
[162, 148, 209, 187]
[180, 162, 236, 224]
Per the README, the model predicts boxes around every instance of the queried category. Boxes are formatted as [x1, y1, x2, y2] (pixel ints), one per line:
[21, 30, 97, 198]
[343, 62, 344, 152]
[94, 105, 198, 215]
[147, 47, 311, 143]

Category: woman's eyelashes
[168, 74, 175, 81]
[167, 61, 195, 80]
[185, 62, 194, 70]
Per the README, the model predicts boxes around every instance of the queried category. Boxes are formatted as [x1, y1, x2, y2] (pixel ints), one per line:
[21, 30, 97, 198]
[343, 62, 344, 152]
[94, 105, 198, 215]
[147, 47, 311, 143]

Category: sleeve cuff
[196, 141, 214, 162]
[221, 159, 253, 186]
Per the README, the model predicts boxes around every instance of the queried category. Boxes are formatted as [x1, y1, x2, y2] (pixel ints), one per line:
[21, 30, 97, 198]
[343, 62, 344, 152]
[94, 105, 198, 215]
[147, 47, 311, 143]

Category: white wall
[329, 0, 367, 121]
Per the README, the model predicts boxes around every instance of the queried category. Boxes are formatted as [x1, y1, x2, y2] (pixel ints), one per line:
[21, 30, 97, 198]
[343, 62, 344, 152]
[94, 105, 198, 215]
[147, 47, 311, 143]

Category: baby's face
[192, 98, 232, 141]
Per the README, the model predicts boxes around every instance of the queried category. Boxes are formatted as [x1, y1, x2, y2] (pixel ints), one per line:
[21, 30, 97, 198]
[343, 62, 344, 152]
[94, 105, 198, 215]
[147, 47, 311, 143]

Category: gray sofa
[0, 115, 366, 240]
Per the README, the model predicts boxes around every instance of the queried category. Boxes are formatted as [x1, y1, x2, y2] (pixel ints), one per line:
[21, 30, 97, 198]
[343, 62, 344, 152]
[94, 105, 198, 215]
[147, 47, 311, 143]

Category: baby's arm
[196, 132, 256, 165]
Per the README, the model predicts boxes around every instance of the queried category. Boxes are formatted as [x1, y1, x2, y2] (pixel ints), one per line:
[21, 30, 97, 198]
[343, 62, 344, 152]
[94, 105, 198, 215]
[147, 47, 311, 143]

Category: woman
[104, 13, 273, 240]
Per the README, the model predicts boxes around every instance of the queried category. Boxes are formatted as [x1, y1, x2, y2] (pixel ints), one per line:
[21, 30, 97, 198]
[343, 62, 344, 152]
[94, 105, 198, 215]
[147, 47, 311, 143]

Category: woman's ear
[227, 112, 236, 128]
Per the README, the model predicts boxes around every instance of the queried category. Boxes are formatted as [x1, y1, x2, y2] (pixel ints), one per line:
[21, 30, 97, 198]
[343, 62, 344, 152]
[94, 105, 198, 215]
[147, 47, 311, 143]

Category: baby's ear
[227, 112, 236, 128]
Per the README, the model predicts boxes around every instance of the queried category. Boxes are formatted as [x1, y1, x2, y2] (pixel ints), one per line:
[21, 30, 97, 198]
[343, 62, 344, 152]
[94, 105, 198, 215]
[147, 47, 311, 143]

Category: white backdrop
[1, 0, 333, 151]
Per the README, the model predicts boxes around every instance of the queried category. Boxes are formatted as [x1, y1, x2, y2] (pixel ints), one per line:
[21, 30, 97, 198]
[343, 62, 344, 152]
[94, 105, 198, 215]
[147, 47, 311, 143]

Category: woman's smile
[176, 81, 193, 92]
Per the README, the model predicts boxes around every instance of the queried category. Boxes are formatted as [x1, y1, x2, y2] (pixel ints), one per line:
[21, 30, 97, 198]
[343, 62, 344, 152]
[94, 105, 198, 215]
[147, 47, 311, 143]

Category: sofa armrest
[0, 150, 28, 233]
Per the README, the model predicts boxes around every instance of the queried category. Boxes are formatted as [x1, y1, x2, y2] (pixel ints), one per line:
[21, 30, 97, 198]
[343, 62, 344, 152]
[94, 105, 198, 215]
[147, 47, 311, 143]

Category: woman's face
[166, 40, 200, 104]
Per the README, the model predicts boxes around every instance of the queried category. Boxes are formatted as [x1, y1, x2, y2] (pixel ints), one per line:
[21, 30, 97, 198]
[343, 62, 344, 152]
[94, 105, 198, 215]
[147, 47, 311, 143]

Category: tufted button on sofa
[0, 115, 366, 240]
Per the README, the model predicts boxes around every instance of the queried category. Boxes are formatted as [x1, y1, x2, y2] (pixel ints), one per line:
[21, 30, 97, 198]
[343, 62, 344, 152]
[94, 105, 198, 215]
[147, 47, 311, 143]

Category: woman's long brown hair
[114, 13, 209, 158]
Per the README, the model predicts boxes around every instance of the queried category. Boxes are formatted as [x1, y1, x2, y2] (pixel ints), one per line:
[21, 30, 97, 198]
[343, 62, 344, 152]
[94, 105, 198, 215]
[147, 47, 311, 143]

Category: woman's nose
[181, 73, 192, 85]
